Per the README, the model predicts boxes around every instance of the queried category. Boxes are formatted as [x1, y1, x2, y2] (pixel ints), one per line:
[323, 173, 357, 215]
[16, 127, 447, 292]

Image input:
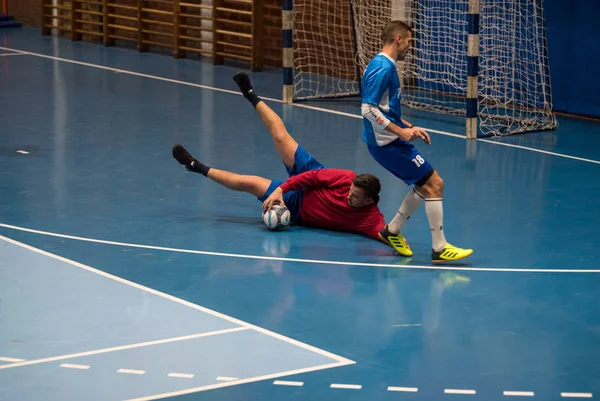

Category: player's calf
[233, 73, 298, 168]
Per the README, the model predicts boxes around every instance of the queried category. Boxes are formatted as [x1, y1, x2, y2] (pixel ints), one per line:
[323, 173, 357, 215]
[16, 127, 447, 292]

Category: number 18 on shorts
[367, 142, 433, 186]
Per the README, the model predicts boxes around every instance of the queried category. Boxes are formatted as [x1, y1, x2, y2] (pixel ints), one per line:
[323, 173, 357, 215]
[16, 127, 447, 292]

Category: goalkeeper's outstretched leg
[233, 72, 298, 171]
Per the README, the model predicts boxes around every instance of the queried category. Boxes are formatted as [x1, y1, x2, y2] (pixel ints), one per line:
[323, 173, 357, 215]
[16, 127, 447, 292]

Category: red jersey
[279, 168, 385, 239]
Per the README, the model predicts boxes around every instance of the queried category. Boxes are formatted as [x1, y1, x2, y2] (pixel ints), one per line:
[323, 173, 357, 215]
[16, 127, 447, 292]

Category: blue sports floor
[1, 27, 600, 401]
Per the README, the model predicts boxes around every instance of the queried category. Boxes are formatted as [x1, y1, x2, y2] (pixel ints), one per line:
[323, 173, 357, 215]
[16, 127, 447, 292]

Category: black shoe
[172, 144, 210, 176]
[172, 144, 195, 168]
[233, 72, 255, 97]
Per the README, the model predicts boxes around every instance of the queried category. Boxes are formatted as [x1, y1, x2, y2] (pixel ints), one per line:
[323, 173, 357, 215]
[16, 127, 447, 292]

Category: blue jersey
[361, 53, 406, 147]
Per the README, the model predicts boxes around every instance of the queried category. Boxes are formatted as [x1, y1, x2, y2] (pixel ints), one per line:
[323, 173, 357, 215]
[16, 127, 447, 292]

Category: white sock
[388, 189, 425, 234]
[425, 199, 447, 252]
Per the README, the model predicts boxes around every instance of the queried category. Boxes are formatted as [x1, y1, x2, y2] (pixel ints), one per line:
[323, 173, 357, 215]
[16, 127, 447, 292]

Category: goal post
[466, 0, 480, 139]
[282, 0, 294, 104]
[283, 0, 558, 138]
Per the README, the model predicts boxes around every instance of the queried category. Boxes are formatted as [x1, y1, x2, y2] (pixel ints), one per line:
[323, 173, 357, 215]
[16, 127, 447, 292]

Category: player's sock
[233, 72, 262, 108]
[425, 198, 447, 252]
[388, 188, 425, 234]
[189, 160, 211, 176]
[172, 144, 211, 176]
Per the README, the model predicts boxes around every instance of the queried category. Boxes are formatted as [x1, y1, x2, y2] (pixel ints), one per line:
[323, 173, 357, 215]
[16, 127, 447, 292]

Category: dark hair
[382, 20, 413, 44]
[353, 173, 381, 203]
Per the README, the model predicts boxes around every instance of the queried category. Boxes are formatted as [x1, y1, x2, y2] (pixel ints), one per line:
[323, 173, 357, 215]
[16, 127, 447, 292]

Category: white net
[292, 0, 557, 137]
[292, 0, 360, 99]
[477, 0, 557, 135]
[353, 0, 470, 114]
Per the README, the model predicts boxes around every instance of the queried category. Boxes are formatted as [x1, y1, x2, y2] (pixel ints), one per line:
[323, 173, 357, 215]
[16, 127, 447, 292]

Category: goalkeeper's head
[382, 20, 414, 61]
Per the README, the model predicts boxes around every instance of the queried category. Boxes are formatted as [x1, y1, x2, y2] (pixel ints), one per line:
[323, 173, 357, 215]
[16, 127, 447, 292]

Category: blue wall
[545, 0, 600, 117]
[410, 0, 598, 119]
[411, 0, 600, 119]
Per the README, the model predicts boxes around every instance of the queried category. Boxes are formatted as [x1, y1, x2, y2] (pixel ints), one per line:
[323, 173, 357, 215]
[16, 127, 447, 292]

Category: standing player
[173, 72, 388, 243]
[360, 20, 473, 262]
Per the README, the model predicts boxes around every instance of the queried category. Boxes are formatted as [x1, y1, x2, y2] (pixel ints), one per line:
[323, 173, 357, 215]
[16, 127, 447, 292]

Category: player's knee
[419, 171, 443, 197]
[238, 175, 259, 193]
[272, 127, 289, 143]
[428, 174, 444, 196]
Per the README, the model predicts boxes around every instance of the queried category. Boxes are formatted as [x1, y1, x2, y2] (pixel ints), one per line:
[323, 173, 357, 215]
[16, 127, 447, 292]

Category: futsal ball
[262, 203, 291, 231]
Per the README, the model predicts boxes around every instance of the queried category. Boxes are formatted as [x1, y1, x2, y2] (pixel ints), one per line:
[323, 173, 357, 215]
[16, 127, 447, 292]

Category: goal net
[290, 0, 558, 137]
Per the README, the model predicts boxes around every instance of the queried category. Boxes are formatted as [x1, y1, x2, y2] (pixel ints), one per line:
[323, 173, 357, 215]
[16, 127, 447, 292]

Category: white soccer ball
[262, 203, 291, 231]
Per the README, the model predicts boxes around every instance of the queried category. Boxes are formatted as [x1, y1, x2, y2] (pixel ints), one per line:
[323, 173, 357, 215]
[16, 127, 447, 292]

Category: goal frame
[282, 0, 556, 139]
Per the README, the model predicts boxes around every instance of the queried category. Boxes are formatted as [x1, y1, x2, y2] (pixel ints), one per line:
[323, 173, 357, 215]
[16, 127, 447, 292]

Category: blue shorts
[368, 139, 433, 186]
[257, 145, 325, 224]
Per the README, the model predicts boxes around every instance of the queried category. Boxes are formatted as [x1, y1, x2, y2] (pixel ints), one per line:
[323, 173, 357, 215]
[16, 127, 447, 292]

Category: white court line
[60, 363, 90, 370]
[388, 386, 419, 392]
[445, 389, 477, 395]
[118, 369, 146, 375]
[0, 234, 355, 367]
[0, 327, 248, 370]
[561, 393, 593, 398]
[0, 357, 26, 362]
[125, 362, 349, 401]
[168, 373, 194, 379]
[330, 383, 362, 390]
[273, 380, 304, 386]
[216, 376, 238, 381]
[1, 226, 599, 273]
[0, 45, 598, 166]
[477, 139, 600, 165]
[504, 391, 535, 397]
[0, 52, 26, 57]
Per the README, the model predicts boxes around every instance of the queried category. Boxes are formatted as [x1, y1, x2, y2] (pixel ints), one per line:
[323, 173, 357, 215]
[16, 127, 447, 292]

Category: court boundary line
[1, 224, 599, 273]
[0, 52, 26, 57]
[125, 361, 350, 401]
[0, 328, 249, 370]
[0, 357, 26, 363]
[0, 234, 355, 365]
[0, 45, 598, 166]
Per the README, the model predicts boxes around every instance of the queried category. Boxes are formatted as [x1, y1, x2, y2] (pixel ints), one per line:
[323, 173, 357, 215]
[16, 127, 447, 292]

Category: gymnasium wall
[5, 0, 600, 118]
[5, 0, 283, 66]
[544, 0, 600, 118]
[6, 0, 42, 26]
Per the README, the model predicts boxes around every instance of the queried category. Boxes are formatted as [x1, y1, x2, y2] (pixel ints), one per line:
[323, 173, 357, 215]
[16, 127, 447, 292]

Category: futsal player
[360, 20, 473, 262]
[173, 73, 388, 243]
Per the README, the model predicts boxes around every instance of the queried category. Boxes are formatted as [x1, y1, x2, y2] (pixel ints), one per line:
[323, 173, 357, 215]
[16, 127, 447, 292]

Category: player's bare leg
[172, 143, 271, 197]
[233, 72, 298, 169]
[206, 169, 271, 197]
